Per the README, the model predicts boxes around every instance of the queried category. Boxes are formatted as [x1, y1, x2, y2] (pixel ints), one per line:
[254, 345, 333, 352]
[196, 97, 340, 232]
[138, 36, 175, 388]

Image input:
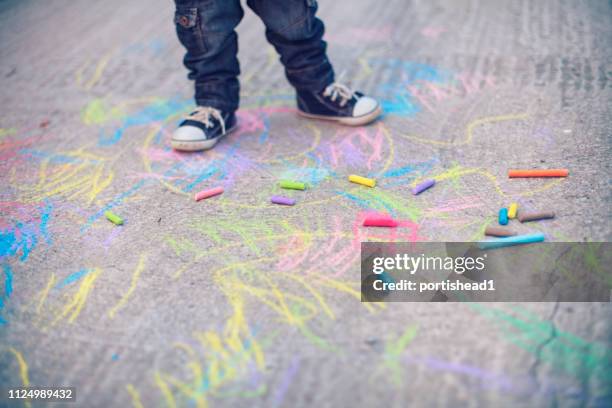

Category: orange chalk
[508, 169, 568, 178]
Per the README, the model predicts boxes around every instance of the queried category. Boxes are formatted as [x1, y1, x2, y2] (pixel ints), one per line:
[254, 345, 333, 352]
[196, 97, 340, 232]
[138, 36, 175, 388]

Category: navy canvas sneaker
[171, 107, 237, 151]
[297, 83, 381, 126]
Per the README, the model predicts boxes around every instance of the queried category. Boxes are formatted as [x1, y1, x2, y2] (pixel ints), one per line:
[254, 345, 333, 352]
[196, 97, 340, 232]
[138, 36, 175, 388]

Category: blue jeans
[173, 0, 335, 112]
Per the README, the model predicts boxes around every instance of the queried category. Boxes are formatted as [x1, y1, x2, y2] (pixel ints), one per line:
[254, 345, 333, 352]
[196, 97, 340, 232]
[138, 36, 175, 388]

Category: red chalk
[194, 187, 224, 201]
[363, 216, 398, 227]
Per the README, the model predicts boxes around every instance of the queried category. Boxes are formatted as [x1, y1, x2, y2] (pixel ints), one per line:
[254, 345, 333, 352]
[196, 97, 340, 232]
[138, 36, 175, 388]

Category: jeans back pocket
[174, 7, 207, 55]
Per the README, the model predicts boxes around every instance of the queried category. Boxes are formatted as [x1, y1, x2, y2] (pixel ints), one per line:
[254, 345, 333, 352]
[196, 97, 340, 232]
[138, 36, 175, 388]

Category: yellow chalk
[508, 203, 518, 219]
[349, 174, 376, 188]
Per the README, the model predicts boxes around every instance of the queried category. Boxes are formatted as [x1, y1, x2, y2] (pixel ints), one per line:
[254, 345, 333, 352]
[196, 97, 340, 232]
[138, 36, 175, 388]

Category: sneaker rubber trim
[297, 104, 382, 126]
[171, 123, 237, 152]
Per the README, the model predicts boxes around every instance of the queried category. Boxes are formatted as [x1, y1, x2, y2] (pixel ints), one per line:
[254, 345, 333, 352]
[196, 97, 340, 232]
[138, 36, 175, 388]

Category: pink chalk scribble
[406, 72, 496, 113]
[420, 26, 447, 39]
[234, 106, 297, 137]
[318, 123, 386, 171]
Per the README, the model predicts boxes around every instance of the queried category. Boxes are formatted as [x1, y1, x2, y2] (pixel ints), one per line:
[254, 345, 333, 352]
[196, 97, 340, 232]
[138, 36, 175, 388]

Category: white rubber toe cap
[172, 125, 206, 142]
[353, 96, 379, 117]
[171, 125, 219, 151]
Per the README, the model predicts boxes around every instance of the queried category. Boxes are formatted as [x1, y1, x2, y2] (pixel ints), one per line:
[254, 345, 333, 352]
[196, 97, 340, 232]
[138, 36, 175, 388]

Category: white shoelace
[186, 106, 226, 134]
[322, 82, 355, 107]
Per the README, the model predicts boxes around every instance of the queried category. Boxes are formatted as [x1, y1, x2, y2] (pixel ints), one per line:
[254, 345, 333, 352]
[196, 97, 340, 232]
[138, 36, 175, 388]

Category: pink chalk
[194, 187, 224, 201]
[271, 196, 296, 206]
[363, 216, 398, 227]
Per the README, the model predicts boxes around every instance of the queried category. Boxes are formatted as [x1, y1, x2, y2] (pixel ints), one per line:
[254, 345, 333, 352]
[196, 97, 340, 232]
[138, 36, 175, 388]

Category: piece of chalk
[498, 208, 508, 225]
[279, 180, 306, 190]
[363, 216, 398, 227]
[508, 169, 568, 178]
[484, 226, 517, 237]
[105, 211, 124, 225]
[518, 211, 555, 223]
[412, 179, 435, 195]
[477, 233, 545, 250]
[349, 174, 376, 188]
[194, 187, 224, 201]
[271, 196, 295, 206]
[508, 203, 518, 219]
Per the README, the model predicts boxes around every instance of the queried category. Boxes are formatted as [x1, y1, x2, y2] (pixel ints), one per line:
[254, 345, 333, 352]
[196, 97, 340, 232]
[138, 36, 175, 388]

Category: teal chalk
[477, 233, 545, 250]
[499, 208, 508, 225]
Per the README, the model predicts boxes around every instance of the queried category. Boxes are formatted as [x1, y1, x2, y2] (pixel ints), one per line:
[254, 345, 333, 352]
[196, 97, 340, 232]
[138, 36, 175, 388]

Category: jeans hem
[194, 99, 238, 113]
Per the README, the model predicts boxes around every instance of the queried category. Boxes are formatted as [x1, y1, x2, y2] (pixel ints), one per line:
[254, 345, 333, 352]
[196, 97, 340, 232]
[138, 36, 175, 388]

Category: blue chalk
[477, 233, 545, 250]
[499, 208, 508, 225]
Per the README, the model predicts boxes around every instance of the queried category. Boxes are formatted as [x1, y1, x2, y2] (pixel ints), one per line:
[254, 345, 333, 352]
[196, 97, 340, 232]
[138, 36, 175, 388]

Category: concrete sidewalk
[0, 0, 611, 406]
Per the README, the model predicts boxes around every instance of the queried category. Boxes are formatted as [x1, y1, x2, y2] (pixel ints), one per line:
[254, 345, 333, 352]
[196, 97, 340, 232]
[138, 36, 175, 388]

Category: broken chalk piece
[499, 208, 508, 225]
[484, 225, 517, 237]
[518, 211, 555, 223]
[271, 196, 295, 206]
[105, 211, 124, 225]
[349, 174, 376, 188]
[279, 180, 306, 190]
[194, 187, 224, 201]
[363, 216, 398, 227]
[508, 169, 569, 178]
[412, 179, 435, 195]
[477, 233, 545, 250]
[508, 203, 518, 219]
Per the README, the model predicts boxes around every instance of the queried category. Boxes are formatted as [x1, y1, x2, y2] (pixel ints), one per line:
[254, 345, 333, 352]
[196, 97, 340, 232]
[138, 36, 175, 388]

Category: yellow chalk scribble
[76, 50, 115, 90]
[165, 237, 205, 258]
[153, 290, 267, 405]
[82, 96, 162, 125]
[50, 268, 101, 327]
[399, 112, 529, 146]
[427, 164, 565, 198]
[21, 148, 114, 204]
[372, 325, 418, 387]
[0, 127, 17, 138]
[36, 273, 57, 315]
[126, 384, 144, 408]
[108, 254, 147, 318]
[6, 348, 32, 408]
[155, 372, 178, 408]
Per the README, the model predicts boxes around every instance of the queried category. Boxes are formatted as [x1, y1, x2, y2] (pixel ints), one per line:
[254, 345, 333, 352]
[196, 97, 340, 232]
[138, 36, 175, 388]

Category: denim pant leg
[246, 0, 334, 92]
[174, 0, 243, 112]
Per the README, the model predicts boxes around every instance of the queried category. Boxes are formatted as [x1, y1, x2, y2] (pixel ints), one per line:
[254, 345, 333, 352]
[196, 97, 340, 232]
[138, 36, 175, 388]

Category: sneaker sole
[171, 124, 237, 152]
[297, 104, 382, 126]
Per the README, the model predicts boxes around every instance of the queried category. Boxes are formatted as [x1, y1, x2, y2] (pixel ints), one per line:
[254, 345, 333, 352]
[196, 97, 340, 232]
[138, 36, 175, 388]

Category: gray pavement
[0, 0, 611, 407]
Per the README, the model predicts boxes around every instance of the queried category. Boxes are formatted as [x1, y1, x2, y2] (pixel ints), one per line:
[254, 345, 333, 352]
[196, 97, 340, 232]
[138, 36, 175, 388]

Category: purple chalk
[271, 195, 296, 206]
[412, 179, 436, 195]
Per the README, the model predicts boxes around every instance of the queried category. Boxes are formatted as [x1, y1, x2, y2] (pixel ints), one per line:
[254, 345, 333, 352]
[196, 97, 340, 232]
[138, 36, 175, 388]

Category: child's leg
[246, 0, 381, 126]
[245, 0, 333, 92]
[172, 0, 243, 151]
[174, 0, 244, 112]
